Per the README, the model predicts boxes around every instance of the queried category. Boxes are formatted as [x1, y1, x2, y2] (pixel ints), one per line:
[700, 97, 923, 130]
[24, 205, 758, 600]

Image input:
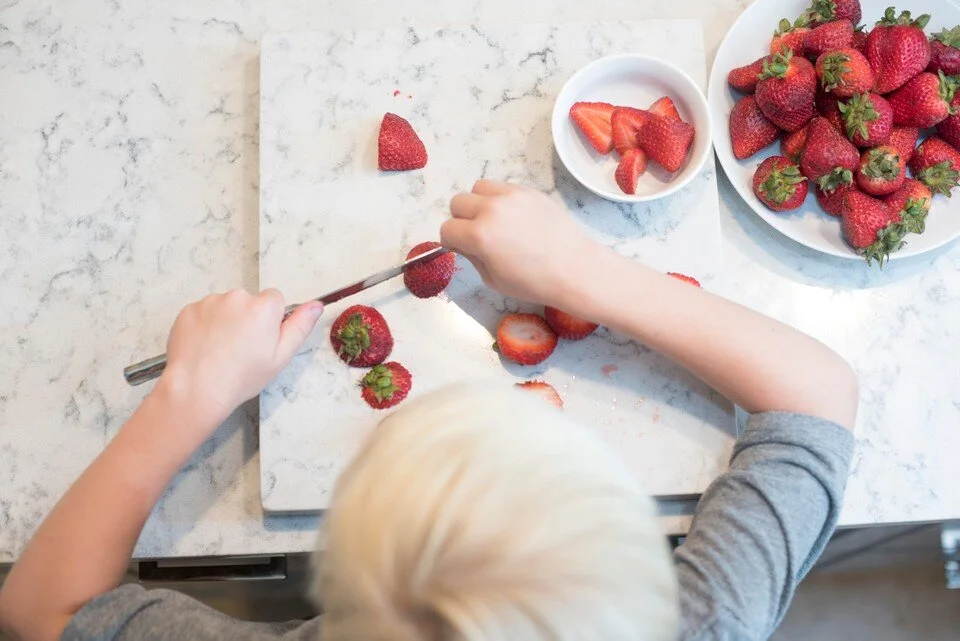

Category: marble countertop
[2, 0, 958, 562]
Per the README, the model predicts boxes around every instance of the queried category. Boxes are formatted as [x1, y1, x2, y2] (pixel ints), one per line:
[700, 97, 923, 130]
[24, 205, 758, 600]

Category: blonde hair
[313, 381, 678, 641]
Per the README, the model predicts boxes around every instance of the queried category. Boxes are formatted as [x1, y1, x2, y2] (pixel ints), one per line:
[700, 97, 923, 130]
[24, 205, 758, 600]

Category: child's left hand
[158, 289, 324, 435]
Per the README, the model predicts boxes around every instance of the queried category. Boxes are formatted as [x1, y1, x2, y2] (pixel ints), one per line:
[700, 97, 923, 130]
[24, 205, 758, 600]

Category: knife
[123, 246, 451, 386]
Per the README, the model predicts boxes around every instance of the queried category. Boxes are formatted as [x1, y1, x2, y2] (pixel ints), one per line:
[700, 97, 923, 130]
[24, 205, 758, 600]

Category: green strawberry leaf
[918, 161, 960, 197]
[934, 26, 960, 49]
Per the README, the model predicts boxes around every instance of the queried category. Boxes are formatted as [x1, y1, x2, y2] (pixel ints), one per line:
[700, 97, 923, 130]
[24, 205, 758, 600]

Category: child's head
[313, 382, 678, 641]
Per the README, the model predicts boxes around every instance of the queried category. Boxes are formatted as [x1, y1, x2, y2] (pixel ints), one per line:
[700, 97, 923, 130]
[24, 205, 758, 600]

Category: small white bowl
[552, 54, 713, 203]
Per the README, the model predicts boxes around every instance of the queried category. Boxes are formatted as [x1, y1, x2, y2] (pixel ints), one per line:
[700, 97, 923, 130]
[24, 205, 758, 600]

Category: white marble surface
[258, 22, 730, 513]
[0, 0, 958, 561]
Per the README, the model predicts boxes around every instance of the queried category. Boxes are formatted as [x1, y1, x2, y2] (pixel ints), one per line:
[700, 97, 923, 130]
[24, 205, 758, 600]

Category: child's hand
[441, 180, 600, 306]
[158, 289, 324, 431]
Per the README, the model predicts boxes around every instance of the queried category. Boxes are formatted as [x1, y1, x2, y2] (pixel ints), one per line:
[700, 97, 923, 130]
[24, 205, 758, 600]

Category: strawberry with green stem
[755, 49, 818, 132]
[888, 71, 959, 128]
[909, 136, 960, 197]
[330, 305, 393, 367]
[839, 92, 893, 148]
[884, 179, 933, 234]
[805, 0, 862, 27]
[816, 179, 857, 216]
[360, 362, 412, 409]
[771, 16, 811, 56]
[841, 190, 906, 266]
[800, 116, 860, 183]
[927, 26, 960, 76]
[867, 8, 932, 95]
[815, 48, 874, 97]
[855, 145, 906, 196]
[753, 156, 809, 211]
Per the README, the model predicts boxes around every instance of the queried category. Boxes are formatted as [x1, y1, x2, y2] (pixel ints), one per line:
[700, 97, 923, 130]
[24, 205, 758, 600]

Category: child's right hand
[441, 180, 601, 307]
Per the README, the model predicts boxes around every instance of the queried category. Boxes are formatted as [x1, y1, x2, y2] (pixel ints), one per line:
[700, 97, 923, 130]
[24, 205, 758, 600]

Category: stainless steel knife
[123, 246, 451, 386]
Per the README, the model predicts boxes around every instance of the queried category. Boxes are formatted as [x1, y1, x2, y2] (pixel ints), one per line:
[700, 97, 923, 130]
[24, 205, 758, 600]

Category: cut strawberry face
[614, 148, 648, 194]
[649, 96, 682, 121]
[611, 107, 650, 156]
[569, 101, 616, 154]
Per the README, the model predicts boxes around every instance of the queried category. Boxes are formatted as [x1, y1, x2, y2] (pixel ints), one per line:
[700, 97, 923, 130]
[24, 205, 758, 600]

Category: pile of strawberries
[569, 97, 696, 194]
[728, 0, 960, 266]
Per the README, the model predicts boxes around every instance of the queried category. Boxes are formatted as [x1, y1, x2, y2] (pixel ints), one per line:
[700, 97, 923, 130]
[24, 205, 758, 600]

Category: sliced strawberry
[614, 148, 648, 195]
[569, 101, 615, 154]
[649, 96, 682, 121]
[515, 381, 564, 409]
[611, 107, 650, 156]
[495, 313, 558, 366]
[637, 114, 695, 173]
[544, 306, 598, 340]
[667, 272, 702, 287]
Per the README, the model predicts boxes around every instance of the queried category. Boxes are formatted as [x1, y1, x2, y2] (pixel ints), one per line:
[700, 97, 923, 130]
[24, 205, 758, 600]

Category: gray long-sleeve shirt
[63, 411, 855, 641]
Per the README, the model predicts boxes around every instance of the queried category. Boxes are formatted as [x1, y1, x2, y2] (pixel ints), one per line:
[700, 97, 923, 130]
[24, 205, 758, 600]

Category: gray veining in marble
[1, 0, 958, 562]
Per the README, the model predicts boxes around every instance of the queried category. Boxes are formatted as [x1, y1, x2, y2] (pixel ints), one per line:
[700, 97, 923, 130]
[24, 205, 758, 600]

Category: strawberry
[378, 113, 427, 171]
[841, 190, 906, 266]
[649, 96, 681, 121]
[909, 136, 960, 197]
[637, 114, 695, 173]
[728, 57, 767, 94]
[936, 92, 960, 151]
[544, 306, 598, 340]
[403, 241, 456, 298]
[569, 102, 616, 154]
[614, 148, 648, 195]
[753, 156, 809, 211]
[887, 71, 959, 128]
[851, 26, 870, 55]
[756, 49, 818, 131]
[781, 123, 810, 162]
[816, 89, 846, 133]
[730, 95, 780, 160]
[805, 20, 854, 61]
[887, 126, 919, 163]
[667, 272, 702, 287]
[516, 381, 564, 409]
[330, 305, 394, 367]
[928, 26, 960, 76]
[360, 362, 412, 410]
[611, 107, 650, 156]
[884, 177, 933, 227]
[867, 9, 932, 95]
[771, 17, 811, 56]
[800, 116, 860, 184]
[815, 180, 856, 216]
[839, 92, 893, 147]
[806, 0, 862, 27]
[495, 313, 558, 366]
[815, 48, 874, 97]
[855, 145, 906, 196]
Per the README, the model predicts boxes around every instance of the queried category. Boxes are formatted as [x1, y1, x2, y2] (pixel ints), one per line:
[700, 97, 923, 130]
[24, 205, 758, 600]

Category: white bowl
[552, 54, 713, 203]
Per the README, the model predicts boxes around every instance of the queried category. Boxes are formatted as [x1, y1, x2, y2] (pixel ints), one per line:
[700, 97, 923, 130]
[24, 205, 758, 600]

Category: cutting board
[259, 21, 734, 514]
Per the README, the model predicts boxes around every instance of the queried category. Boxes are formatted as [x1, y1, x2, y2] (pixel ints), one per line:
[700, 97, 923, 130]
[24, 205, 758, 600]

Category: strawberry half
[611, 107, 650, 156]
[730, 95, 780, 160]
[544, 306, 598, 340]
[360, 362, 412, 410]
[637, 113, 695, 173]
[515, 381, 564, 409]
[330, 305, 393, 367]
[403, 241, 456, 298]
[649, 96, 681, 121]
[614, 148, 648, 195]
[495, 313, 558, 366]
[667, 272, 702, 287]
[570, 101, 616, 154]
[377, 113, 427, 171]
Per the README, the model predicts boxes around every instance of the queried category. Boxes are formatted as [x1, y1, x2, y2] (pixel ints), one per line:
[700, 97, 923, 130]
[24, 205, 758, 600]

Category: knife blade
[123, 246, 451, 386]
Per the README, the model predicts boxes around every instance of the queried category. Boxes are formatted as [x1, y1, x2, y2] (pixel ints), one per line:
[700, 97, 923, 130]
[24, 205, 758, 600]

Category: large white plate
[709, 0, 960, 260]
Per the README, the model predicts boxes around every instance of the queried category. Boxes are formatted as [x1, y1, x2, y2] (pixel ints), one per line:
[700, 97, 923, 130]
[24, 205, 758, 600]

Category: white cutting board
[259, 21, 734, 513]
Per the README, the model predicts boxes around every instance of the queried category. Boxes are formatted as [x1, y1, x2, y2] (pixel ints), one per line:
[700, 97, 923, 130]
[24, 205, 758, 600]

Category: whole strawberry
[781, 123, 810, 162]
[936, 93, 960, 150]
[771, 17, 811, 56]
[816, 48, 874, 97]
[378, 113, 427, 171]
[806, 0, 862, 27]
[728, 57, 768, 94]
[884, 178, 933, 233]
[800, 116, 860, 183]
[495, 313, 558, 366]
[867, 8, 932, 95]
[753, 156, 809, 211]
[815, 180, 857, 216]
[330, 305, 394, 367]
[927, 26, 960, 76]
[755, 49, 817, 131]
[855, 145, 906, 196]
[887, 126, 920, 163]
[637, 113, 695, 173]
[403, 241, 456, 298]
[909, 136, 960, 197]
[841, 190, 906, 266]
[805, 19, 855, 61]
[887, 71, 959, 128]
[544, 306, 598, 340]
[360, 362, 412, 410]
[730, 95, 780, 159]
[851, 26, 870, 55]
[839, 92, 893, 147]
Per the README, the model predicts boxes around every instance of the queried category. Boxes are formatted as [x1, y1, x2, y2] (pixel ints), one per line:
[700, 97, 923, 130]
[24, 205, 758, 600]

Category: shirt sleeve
[62, 584, 323, 641]
[673, 411, 855, 641]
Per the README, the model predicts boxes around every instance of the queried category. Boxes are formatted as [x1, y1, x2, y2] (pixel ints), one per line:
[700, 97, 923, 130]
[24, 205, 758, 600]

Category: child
[0, 180, 858, 641]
